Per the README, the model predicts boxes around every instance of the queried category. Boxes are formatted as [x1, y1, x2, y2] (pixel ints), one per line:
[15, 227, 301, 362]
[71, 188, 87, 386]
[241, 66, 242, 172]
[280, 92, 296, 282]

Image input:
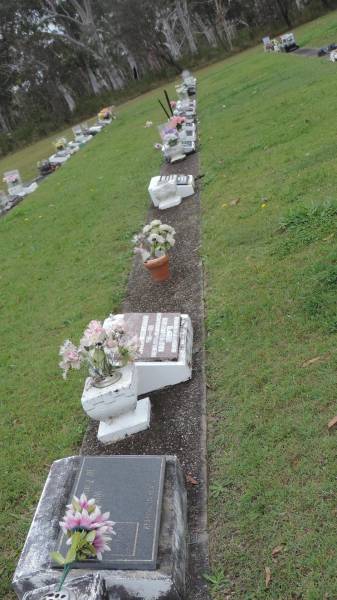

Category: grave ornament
[3, 170, 38, 197]
[59, 316, 150, 444]
[148, 174, 195, 210]
[132, 219, 175, 281]
[72, 125, 93, 145]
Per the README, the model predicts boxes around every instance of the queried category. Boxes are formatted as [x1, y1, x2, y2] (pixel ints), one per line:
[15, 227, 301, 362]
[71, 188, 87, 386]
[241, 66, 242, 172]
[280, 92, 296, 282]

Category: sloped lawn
[199, 18, 337, 598]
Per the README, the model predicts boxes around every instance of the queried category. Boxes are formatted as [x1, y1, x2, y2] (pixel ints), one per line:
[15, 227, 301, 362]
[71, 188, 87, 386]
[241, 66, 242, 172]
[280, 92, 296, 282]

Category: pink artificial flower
[80, 320, 106, 347]
[168, 116, 186, 129]
[60, 494, 115, 536]
[92, 529, 113, 560]
[59, 340, 81, 379]
[170, 101, 177, 108]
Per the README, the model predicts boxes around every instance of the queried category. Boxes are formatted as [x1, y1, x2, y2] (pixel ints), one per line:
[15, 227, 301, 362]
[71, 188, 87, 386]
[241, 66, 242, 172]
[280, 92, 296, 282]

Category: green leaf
[50, 551, 65, 566]
[86, 530, 96, 542]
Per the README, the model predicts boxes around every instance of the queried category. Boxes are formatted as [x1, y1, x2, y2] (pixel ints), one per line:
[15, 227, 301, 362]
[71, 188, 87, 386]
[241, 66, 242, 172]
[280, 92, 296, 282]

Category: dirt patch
[81, 148, 209, 600]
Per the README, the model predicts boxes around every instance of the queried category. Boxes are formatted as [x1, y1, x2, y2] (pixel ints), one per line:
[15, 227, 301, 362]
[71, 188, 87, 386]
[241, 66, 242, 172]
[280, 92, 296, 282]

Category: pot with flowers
[59, 316, 147, 444]
[162, 127, 185, 163]
[133, 219, 175, 282]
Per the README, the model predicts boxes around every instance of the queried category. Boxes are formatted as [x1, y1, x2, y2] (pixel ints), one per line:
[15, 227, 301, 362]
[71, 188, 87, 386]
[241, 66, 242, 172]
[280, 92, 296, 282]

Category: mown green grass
[0, 89, 169, 598]
[199, 12, 337, 599]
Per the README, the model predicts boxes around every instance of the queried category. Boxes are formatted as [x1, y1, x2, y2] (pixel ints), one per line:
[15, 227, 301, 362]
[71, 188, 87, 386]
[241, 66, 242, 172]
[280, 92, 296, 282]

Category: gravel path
[82, 140, 209, 600]
[293, 47, 321, 57]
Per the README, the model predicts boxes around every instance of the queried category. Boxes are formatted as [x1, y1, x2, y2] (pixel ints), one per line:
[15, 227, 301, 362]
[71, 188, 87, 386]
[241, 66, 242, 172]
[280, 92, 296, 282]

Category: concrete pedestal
[22, 574, 108, 600]
[81, 367, 150, 445]
[13, 456, 188, 600]
[97, 396, 151, 444]
[148, 175, 194, 210]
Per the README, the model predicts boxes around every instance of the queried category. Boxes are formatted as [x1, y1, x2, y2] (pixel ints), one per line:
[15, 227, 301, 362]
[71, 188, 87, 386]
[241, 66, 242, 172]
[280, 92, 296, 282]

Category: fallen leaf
[222, 203, 228, 208]
[261, 203, 267, 208]
[272, 545, 283, 557]
[323, 233, 334, 241]
[265, 566, 271, 588]
[301, 355, 325, 368]
[328, 416, 337, 431]
[186, 474, 198, 485]
[229, 198, 240, 206]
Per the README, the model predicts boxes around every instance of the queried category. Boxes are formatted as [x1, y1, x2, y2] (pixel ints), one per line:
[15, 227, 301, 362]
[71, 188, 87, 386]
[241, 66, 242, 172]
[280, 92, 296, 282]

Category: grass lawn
[199, 10, 337, 599]
[0, 89, 171, 598]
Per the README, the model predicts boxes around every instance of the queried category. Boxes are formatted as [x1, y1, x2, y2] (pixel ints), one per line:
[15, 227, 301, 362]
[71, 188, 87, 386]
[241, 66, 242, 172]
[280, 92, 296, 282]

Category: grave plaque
[124, 313, 181, 361]
[56, 456, 166, 571]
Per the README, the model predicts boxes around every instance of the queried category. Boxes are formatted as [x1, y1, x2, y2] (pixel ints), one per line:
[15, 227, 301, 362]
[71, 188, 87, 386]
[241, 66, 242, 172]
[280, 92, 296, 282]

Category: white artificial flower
[150, 219, 162, 227]
[159, 224, 174, 234]
[166, 234, 175, 247]
[148, 233, 164, 244]
[142, 224, 151, 234]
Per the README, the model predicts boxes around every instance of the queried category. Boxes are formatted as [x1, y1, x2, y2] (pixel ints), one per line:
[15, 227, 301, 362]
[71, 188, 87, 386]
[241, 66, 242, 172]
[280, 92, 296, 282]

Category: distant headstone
[56, 456, 165, 570]
[22, 574, 108, 600]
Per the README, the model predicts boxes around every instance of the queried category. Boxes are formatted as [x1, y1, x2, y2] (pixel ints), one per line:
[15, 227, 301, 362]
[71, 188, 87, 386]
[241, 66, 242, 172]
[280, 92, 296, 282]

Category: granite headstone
[56, 456, 165, 570]
[124, 313, 181, 361]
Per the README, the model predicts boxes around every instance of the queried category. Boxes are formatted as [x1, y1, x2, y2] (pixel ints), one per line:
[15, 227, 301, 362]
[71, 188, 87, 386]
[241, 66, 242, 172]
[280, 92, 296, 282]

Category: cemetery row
[0, 107, 116, 217]
[12, 71, 203, 600]
[263, 30, 337, 62]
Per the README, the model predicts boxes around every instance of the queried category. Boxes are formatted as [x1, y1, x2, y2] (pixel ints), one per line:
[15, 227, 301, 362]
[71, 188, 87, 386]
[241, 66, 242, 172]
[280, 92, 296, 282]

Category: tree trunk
[194, 13, 218, 47]
[58, 84, 76, 112]
[175, 0, 198, 54]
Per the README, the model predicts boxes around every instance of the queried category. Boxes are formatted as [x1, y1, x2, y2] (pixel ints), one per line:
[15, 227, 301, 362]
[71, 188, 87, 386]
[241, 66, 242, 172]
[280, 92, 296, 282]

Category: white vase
[81, 364, 137, 422]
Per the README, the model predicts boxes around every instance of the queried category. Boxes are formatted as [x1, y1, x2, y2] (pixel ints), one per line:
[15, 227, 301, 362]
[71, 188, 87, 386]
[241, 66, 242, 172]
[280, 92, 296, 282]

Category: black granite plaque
[124, 313, 181, 361]
[56, 456, 166, 571]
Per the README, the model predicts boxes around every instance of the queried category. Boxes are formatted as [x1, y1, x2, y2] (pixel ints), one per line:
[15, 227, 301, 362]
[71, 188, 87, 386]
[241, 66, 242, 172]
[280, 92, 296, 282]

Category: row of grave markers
[0, 108, 115, 216]
[13, 70, 200, 600]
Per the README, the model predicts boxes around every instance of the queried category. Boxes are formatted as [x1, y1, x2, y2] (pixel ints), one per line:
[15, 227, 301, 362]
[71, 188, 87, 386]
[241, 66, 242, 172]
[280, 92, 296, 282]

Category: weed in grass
[275, 201, 337, 257]
[203, 567, 230, 595]
[301, 256, 337, 332]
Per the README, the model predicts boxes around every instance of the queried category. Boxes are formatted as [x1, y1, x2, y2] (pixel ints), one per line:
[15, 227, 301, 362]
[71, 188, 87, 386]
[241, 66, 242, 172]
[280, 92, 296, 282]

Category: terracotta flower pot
[144, 254, 170, 282]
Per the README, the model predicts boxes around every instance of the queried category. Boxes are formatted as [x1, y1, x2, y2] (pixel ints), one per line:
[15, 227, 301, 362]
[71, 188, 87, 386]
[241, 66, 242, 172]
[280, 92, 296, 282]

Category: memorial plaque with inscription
[56, 456, 166, 571]
[124, 313, 181, 361]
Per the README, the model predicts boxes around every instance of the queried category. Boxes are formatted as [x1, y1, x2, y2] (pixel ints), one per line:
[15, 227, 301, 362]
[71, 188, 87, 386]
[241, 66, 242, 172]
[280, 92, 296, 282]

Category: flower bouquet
[163, 128, 179, 147]
[168, 116, 186, 131]
[51, 493, 115, 591]
[59, 316, 138, 386]
[54, 137, 68, 151]
[133, 220, 175, 281]
[162, 127, 185, 163]
[3, 173, 19, 185]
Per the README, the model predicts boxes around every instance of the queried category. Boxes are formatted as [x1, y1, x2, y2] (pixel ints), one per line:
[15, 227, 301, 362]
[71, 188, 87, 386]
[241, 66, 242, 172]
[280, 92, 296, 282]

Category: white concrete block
[148, 175, 194, 207]
[81, 365, 137, 422]
[97, 397, 151, 444]
[136, 315, 193, 395]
